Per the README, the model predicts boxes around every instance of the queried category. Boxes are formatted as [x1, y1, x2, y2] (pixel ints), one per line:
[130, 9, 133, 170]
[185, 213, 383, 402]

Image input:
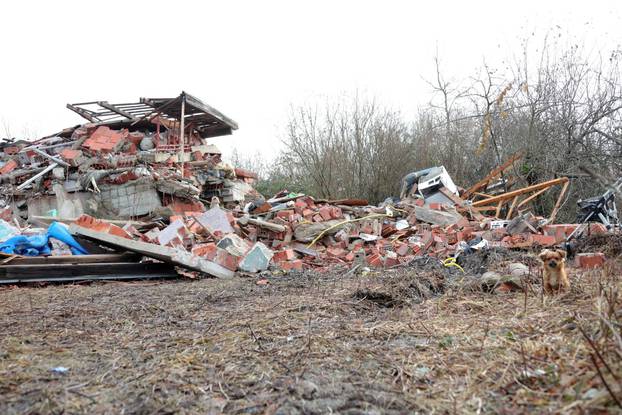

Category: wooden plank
[69, 224, 234, 279]
[464, 152, 523, 198]
[30, 216, 148, 227]
[549, 180, 570, 224]
[506, 196, 520, 220]
[439, 187, 486, 221]
[0, 262, 175, 279]
[0, 263, 178, 284]
[327, 198, 369, 206]
[5, 253, 140, 266]
[237, 216, 287, 233]
[516, 187, 549, 209]
[472, 177, 569, 207]
[0, 255, 18, 265]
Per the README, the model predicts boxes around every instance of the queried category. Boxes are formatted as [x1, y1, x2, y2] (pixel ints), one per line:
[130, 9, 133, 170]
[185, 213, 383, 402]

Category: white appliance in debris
[417, 166, 459, 196]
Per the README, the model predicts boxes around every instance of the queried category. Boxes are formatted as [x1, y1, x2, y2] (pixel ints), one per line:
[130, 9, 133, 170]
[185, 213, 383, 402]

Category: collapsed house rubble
[0, 98, 617, 283]
[0, 92, 258, 222]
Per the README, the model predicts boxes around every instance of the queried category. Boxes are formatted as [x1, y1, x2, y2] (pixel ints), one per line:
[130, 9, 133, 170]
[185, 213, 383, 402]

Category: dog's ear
[556, 249, 567, 260]
[539, 249, 550, 260]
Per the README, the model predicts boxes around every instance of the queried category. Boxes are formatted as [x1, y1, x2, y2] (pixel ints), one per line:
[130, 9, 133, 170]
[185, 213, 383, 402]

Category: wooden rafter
[463, 152, 524, 199]
[471, 177, 570, 221]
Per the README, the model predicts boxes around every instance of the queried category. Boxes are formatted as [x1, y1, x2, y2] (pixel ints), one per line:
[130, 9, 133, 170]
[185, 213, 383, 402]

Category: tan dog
[539, 249, 569, 294]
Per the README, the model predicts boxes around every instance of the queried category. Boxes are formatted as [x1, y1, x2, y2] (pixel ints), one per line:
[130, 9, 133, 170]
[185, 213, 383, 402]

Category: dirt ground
[1, 249, 621, 414]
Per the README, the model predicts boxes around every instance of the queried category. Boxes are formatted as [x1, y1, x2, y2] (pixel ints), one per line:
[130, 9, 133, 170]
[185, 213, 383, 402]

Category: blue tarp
[0, 221, 88, 256]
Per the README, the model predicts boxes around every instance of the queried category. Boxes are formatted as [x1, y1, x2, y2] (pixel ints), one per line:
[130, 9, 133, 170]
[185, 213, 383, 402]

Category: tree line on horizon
[233, 35, 622, 222]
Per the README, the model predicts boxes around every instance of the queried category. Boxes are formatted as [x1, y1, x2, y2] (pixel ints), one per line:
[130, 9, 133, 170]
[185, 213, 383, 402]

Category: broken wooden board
[439, 187, 486, 221]
[464, 152, 524, 198]
[69, 224, 234, 279]
[6, 253, 141, 266]
[237, 215, 287, 233]
[0, 262, 178, 284]
[327, 198, 369, 206]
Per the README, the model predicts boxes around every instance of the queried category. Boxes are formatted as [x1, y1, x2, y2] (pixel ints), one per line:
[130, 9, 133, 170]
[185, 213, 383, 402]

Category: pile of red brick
[69, 190, 610, 275]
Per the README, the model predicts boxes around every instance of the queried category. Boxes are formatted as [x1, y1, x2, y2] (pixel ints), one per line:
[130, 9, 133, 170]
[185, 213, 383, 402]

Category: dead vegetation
[1, 253, 621, 414]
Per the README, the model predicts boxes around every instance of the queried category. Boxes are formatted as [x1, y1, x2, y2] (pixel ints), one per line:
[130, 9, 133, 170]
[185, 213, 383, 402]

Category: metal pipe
[179, 93, 186, 177]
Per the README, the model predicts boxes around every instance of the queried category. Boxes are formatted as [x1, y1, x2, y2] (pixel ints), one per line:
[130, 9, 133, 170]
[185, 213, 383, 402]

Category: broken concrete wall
[97, 177, 162, 218]
[27, 191, 92, 219]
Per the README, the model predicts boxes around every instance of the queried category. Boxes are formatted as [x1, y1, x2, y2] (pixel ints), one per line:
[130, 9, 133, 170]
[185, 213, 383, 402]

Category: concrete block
[196, 206, 234, 235]
[239, 242, 274, 273]
[216, 233, 251, 257]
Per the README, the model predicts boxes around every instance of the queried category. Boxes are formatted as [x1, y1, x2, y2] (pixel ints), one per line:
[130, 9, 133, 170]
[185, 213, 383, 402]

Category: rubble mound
[457, 247, 539, 275]
[574, 232, 622, 258]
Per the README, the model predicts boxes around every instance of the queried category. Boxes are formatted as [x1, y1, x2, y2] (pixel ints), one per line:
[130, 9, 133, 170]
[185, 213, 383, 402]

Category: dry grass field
[1, 245, 621, 414]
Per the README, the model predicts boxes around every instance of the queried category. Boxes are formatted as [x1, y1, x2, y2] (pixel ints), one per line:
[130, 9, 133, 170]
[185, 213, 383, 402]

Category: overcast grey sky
[0, 0, 620, 160]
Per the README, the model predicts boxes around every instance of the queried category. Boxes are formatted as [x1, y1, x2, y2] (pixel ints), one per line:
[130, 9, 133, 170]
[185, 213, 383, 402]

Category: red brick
[576, 252, 605, 269]
[192, 243, 217, 260]
[491, 228, 508, 240]
[74, 214, 131, 239]
[82, 126, 128, 153]
[531, 234, 556, 246]
[588, 223, 608, 235]
[215, 248, 241, 271]
[366, 253, 384, 267]
[433, 234, 446, 244]
[428, 202, 443, 210]
[419, 230, 434, 251]
[273, 249, 296, 262]
[60, 148, 85, 166]
[326, 247, 346, 258]
[456, 217, 470, 229]
[294, 199, 308, 209]
[462, 226, 475, 239]
[506, 233, 532, 248]
[360, 223, 374, 234]
[278, 259, 304, 271]
[350, 240, 364, 252]
[448, 235, 459, 245]
[165, 199, 205, 214]
[319, 206, 332, 221]
[385, 253, 399, 267]
[344, 251, 356, 262]
[302, 197, 316, 208]
[381, 223, 397, 237]
[0, 159, 18, 175]
[276, 209, 295, 220]
[395, 243, 410, 256]
[330, 206, 343, 219]
[495, 282, 520, 293]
